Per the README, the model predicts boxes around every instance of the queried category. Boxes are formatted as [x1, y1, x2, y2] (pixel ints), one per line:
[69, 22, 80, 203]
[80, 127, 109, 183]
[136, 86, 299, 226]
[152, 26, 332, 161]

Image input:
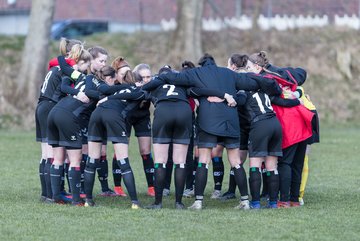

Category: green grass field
[0, 126, 359, 241]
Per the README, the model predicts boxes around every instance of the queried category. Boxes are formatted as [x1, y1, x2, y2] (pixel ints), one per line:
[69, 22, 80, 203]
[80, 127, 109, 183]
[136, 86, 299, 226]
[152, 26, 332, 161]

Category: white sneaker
[234, 200, 250, 210]
[299, 198, 304, 206]
[183, 188, 194, 198]
[188, 200, 203, 210]
[210, 190, 222, 199]
[163, 188, 170, 196]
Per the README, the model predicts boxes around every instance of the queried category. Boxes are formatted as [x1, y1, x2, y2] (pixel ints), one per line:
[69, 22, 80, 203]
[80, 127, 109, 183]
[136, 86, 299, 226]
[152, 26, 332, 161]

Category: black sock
[233, 165, 249, 200]
[249, 167, 261, 202]
[141, 154, 154, 187]
[154, 163, 166, 205]
[118, 158, 137, 202]
[97, 156, 109, 192]
[112, 155, 122, 186]
[261, 163, 268, 196]
[194, 163, 208, 201]
[185, 156, 195, 189]
[267, 170, 279, 202]
[191, 157, 199, 188]
[80, 154, 87, 193]
[50, 164, 63, 201]
[84, 157, 98, 199]
[39, 158, 47, 197]
[63, 162, 70, 193]
[212, 157, 224, 191]
[174, 163, 186, 203]
[44, 158, 53, 199]
[228, 169, 236, 193]
[164, 159, 173, 190]
[68, 167, 81, 202]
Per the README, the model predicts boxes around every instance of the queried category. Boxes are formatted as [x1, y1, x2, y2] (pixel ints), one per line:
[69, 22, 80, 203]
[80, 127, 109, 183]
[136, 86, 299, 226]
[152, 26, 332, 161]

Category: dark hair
[229, 54, 248, 69]
[181, 60, 195, 70]
[158, 65, 172, 75]
[87, 46, 108, 59]
[122, 70, 137, 84]
[248, 51, 269, 67]
[198, 53, 215, 66]
[96, 66, 116, 80]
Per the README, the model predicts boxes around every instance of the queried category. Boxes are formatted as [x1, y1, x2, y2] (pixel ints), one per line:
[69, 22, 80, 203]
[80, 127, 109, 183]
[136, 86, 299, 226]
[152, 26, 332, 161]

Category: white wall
[0, 15, 29, 35]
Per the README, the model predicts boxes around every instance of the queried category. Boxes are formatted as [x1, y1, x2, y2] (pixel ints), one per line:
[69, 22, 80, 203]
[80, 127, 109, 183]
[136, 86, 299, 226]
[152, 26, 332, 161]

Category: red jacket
[48, 57, 75, 70]
[266, 69, 314, 148]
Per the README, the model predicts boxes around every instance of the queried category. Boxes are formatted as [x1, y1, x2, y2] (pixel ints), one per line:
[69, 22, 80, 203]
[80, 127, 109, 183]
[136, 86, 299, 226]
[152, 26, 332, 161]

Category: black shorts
[78, 114, 89, 145]
[47, 107, 83, 149]
[248, 117, 282, 157]
[88, 107, 128, 144]
[152, 101, 192, 144]
[35, 100, 56, 142]
[196, 128, 240, 149]
[240, 125, 250, 150]
[126, 115, 151, 137]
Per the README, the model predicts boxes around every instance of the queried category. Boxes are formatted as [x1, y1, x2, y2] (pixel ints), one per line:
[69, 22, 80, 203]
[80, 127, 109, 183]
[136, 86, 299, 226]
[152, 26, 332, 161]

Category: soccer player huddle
[35, 38, 319, 210]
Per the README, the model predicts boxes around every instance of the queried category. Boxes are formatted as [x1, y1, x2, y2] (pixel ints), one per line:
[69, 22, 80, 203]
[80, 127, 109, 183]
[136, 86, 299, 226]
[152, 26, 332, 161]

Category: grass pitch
[0, 126, 359, 241]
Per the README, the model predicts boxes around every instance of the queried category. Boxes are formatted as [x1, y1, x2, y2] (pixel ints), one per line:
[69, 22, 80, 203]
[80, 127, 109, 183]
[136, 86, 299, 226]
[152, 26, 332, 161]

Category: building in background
[0, 0, 359, 36]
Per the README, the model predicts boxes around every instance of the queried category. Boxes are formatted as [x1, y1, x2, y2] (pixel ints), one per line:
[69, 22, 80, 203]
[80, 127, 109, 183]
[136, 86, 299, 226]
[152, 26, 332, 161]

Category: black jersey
[38, 66, 64, 103]
[142, 77, 189, 107]
[100, 85, 146, 114]
[160, 59, 281, 137]
[53, 74, 99, 118]
[244, 90, 276, 123]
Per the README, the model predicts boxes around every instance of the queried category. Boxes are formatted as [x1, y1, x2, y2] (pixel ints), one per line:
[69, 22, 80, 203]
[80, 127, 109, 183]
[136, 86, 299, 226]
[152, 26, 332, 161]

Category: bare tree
[252, 0, 264, 30]
[16, 0, 55, 121]
[169, 0, 205, 66]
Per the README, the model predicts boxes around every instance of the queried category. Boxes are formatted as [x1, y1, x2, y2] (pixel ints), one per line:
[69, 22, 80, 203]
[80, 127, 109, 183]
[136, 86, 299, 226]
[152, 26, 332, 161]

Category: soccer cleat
[234, 200, 250, 210]
[183, 188, 194, 198]
[188, 200, 203, 210]
[144, 203, 162, 209]
[290, 201, 301, 207]
[71, 200, 85, 206]
[260, 193, 269, 201]
[210, 190, 222, 199]
[131, 201, 141, 210]
[299, 198, 304, 206]
[175, 202, 185, 210]
[98, 189, 118, 197]
[147, 186, 155, 197]
[162, 188, 170, 197]
[219, 191, 236, 201]
[40, 196, 47, 202]
[84, 198, 96, 207]
[250, 201, 261, 209]
[114, 186, 127, 197]
[277, 201, 291, 208]
[266, 201, 278, 209]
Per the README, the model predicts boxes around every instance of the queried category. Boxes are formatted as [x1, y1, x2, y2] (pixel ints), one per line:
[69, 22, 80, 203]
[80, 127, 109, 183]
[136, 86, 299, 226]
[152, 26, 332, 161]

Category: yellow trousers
[299, 154, 309, 199]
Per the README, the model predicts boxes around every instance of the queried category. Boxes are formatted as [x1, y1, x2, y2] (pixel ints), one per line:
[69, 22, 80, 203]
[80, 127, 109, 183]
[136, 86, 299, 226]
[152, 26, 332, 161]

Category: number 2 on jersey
[163, 84, 179, 96]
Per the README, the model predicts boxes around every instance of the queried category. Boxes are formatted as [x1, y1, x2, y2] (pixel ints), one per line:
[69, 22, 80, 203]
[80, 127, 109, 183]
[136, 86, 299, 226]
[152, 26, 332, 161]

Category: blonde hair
[59, 37, 83, 56]
[67, 44, 92, 63]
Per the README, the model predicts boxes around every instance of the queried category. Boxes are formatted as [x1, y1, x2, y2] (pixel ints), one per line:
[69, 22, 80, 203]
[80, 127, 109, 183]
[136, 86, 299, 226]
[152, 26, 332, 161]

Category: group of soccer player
[35, 37, 319, 210]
